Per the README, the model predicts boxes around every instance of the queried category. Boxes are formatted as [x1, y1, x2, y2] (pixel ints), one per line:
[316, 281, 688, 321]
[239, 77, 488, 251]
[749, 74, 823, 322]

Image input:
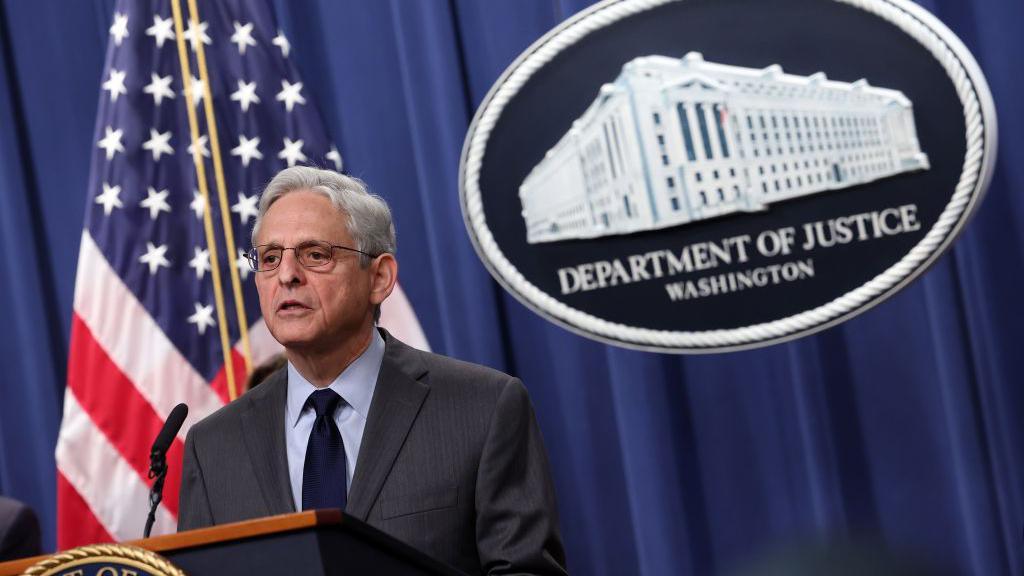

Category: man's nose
[276, 249, 305, 285]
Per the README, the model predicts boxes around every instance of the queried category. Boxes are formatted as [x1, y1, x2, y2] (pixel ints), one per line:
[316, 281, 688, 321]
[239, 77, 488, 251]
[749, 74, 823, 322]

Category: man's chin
[268, 321, 373, 357]
[266, 327, 318, 351]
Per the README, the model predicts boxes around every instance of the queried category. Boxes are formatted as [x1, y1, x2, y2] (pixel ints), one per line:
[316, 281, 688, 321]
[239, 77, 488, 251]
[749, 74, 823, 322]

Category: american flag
[56, 0, 428, 548]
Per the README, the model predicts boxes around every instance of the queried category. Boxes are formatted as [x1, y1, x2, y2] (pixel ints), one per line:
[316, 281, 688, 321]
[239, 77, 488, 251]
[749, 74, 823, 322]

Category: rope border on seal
[459, 0, 996, 353]
[24, 543, 185, 576]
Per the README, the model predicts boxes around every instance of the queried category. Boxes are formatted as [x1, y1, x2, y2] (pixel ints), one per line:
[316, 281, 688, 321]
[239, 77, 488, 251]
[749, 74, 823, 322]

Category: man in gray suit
[178, 166, 566, 575]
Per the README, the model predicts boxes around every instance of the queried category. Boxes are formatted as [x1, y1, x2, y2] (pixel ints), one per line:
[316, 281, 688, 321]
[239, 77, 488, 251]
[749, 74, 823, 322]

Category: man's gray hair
[251, 166, 396, 266]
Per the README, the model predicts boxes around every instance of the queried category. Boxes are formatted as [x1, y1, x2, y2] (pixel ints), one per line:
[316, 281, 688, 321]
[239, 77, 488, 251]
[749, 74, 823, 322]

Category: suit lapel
[240, 369, 295, 515]
[346, 332, 429, 520]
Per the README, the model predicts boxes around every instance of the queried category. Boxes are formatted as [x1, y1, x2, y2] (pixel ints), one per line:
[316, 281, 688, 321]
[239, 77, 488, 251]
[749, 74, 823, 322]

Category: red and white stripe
[56, 231, 228, 547]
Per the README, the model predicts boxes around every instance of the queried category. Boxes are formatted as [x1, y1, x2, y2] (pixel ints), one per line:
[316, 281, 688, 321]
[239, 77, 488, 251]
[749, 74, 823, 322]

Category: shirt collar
[285, 329, 385, 427]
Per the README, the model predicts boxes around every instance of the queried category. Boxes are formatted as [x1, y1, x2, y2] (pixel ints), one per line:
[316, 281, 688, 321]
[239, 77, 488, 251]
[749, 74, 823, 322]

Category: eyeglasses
[245, 241, 375, 272]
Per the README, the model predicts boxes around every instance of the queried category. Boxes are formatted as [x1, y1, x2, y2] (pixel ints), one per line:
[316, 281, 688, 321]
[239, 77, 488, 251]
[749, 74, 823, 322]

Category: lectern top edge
[128, 509, 342, 555]
[0, 510, 340, 576]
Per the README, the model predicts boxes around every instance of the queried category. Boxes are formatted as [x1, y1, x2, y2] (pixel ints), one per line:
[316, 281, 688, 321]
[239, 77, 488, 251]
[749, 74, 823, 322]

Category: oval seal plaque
[460, 0, 997, 353]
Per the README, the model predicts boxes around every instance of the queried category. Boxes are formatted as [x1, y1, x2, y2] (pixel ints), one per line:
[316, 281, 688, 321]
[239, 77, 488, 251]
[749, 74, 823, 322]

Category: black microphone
[144, 403, 188, 538]
[152, 403, 188, 458]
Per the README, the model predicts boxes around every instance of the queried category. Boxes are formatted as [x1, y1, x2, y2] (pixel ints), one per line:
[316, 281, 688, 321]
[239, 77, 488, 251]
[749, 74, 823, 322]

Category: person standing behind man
[178, 166, 567, 575]
[0, 496, 41, 562]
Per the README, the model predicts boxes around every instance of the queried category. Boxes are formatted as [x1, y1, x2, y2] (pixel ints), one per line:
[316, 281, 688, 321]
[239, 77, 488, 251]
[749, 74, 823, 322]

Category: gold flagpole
[170, 0, 238, 400]
[188, 0, 254, 380]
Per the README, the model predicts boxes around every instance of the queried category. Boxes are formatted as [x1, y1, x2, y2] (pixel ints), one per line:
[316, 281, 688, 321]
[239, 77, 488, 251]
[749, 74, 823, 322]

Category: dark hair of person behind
[246, 354, 287, 391]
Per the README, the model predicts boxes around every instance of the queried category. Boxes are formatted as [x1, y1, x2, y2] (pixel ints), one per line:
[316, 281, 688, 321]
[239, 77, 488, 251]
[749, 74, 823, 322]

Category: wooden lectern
[0, 510, 465, 575]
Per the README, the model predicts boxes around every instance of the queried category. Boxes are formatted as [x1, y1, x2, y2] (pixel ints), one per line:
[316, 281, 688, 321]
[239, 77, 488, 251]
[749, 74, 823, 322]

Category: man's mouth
[278, 300, 309, 312]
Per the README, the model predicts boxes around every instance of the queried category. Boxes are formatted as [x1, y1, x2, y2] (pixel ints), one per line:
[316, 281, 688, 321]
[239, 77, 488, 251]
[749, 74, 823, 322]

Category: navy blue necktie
[301, 389, 348, 511]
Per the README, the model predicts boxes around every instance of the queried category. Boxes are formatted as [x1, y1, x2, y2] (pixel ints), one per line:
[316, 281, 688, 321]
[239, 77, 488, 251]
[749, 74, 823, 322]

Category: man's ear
[369, 253, 397, 306]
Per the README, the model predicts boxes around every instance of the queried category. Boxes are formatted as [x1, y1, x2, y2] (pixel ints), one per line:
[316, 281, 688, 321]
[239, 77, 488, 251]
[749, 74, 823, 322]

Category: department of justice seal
[460, 0, 997, 353]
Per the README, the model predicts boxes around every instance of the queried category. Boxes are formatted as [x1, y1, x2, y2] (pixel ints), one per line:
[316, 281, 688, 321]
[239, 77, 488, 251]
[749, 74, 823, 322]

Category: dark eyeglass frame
[245, 240, 376, 272]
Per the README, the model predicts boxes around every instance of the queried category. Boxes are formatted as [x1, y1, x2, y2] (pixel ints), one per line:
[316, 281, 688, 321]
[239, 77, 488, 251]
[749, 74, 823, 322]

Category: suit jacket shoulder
[396, 338, 520, 415]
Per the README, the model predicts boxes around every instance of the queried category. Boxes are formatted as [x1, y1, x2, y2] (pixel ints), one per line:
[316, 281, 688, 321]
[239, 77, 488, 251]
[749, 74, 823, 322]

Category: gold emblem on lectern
[23, 544, 185, 576]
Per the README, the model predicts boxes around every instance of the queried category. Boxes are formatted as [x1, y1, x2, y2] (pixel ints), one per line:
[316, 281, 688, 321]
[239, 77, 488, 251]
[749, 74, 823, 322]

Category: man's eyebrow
[256, 239, 324, 248]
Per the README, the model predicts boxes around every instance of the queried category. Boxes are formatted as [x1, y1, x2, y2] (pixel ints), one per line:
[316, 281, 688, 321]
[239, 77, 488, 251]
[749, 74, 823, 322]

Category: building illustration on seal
[519, 52, 930, 244]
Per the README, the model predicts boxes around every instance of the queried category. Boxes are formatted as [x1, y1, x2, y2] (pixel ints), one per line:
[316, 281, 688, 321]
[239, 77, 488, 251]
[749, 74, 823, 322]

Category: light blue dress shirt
[284, 329, 385, 511]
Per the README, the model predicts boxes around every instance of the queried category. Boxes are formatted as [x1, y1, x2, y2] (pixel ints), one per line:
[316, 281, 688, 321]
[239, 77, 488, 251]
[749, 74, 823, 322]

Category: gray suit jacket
[178, 330, 566, 575]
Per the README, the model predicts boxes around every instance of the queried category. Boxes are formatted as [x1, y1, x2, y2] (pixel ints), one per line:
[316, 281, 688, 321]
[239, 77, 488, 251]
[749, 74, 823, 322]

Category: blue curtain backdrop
[0, 0, 1021, 574]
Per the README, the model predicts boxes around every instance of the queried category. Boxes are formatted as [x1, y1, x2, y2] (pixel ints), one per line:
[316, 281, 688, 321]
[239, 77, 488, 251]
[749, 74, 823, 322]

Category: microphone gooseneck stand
[144, 402, 189, 539]
[144, 447, 169, 539]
